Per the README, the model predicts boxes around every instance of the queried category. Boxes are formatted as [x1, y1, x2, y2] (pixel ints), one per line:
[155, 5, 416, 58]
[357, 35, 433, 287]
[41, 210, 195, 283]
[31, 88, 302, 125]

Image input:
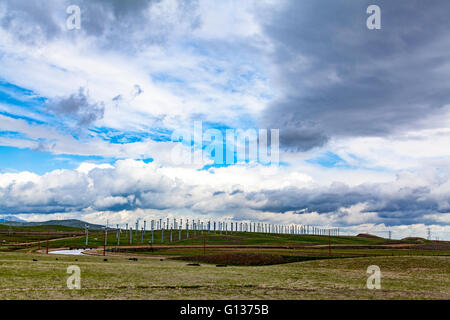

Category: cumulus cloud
[0, 159, 449, 233]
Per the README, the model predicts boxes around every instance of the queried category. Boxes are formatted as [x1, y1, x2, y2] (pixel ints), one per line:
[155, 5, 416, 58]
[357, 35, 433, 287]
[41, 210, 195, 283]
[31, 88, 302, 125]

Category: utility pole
[135, 220, 138, 237]
[85, 225, 89, 247]
[143, 221, 146, 242]
[186, 218, 189, 239]
[151, 226, 154, 244]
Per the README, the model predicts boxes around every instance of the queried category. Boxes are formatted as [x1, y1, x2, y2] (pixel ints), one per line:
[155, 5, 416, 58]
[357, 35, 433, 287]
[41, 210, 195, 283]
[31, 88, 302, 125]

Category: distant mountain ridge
[0, 219, 104, 230]
[0, 216, 26, 223]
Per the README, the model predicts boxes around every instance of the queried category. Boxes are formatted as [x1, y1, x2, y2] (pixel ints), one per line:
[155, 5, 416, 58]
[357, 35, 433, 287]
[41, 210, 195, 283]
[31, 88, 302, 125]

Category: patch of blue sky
[151, 73, 186, 85]
[0, 81, 51, 129]
[141, 158, 154, 164]
[344, 153, 367, 165]
[201, 121, 232, 131]
[200, 134, 284, 169]
[169, 120, 232, 146]
[206, 68, 259, 93]
[200, 113, 257, 130]
[89, 126, 172, 144]
[0, 131, 33, 141]
[306, 151, 383, 172]
[180, 40, 210, 56]
[307, 151, 394, 173]
[150, 129, 173, 142]
[180, 39, 264, 78]
[0, 80, 36, 98]
[199, 139, 234, 170]
[306, 151, 351, 168]
[0, 80, 47, 109]
[258, 91, 275, 101]
[0, 109, 89, 146]
[193, 119, 268, 146]
[182, 39, 254, 66]
[89, 127, 147, 144]
[0, 110, 47, 126]
[0, 146, 117, 175]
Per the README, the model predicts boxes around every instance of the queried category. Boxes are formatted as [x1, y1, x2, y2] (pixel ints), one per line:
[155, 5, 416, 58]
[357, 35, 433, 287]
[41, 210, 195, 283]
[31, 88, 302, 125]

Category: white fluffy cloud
[1, 159, 450, 239]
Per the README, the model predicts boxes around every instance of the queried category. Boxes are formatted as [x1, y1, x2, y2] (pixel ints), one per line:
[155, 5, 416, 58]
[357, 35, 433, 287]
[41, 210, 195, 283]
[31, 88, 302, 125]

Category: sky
[0, 0, 450, 239]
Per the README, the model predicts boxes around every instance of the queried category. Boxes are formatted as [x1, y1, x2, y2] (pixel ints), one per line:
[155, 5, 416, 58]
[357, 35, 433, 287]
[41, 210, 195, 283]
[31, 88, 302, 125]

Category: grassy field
[0, 224, 449, 299]
[0, 252, 448, 299]
[0, 227, 390, 254]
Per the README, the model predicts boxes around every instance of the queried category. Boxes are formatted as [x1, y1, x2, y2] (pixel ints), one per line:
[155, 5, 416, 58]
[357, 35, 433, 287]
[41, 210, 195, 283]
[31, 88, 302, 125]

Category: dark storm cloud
[76, 0, 173, 49]
[47, 87, 104, 126]
[244, 181, 447, 226]
[260, 0, 450, 150]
